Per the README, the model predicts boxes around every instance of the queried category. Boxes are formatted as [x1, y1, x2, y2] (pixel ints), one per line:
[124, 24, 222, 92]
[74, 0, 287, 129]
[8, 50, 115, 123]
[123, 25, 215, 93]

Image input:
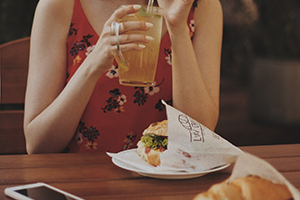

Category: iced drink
[118, 5, 163, 87]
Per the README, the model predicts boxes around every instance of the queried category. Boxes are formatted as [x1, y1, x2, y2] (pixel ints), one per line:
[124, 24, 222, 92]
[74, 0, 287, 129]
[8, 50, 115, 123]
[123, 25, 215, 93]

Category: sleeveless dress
[66, 0, 195, 153]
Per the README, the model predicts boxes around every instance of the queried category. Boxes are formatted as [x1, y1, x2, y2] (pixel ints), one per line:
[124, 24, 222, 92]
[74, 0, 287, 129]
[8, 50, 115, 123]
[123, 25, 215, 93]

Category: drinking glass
[113, 5, 163, 87]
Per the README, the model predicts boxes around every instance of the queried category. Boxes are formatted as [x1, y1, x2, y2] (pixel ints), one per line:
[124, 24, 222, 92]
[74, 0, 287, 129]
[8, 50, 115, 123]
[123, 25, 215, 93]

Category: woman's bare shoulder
[34, 0, 74, 26]
[31, 0, 75, 43]
[36, 0, 74, 13]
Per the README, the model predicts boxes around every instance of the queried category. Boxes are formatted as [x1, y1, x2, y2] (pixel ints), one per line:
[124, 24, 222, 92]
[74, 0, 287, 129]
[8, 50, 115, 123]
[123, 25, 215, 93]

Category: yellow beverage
[118, 6, 163, 87]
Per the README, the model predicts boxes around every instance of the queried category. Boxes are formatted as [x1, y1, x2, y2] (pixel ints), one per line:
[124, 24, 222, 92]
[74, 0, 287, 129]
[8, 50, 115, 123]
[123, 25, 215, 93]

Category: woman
[24, 0, 223, 154]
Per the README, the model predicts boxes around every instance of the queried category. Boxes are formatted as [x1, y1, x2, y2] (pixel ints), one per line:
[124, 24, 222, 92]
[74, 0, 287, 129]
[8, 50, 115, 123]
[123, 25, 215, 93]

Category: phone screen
[15, 186, 78, 200]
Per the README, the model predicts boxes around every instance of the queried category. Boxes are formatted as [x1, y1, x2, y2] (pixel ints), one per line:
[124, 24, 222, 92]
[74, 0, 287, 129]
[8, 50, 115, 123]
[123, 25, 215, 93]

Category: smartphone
[4, 182, 84, 200]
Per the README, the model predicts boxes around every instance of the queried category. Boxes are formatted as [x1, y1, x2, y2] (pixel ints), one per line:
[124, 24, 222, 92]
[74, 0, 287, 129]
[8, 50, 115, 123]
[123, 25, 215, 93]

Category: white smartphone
[4, 182, 84, 200]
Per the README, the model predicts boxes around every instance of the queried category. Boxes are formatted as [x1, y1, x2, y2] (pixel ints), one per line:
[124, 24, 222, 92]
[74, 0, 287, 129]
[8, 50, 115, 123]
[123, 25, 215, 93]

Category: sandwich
[137, 120, 168, 166]
[193, 175, 293, 200]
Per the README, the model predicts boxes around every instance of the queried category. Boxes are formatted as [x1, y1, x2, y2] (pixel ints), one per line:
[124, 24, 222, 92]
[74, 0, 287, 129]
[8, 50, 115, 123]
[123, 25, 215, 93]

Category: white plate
[110, 149, 230, 179]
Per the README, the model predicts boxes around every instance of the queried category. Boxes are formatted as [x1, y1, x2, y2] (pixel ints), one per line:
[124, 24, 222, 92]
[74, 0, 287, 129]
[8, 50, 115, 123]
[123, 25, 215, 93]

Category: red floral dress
[66, 0, 195, 153]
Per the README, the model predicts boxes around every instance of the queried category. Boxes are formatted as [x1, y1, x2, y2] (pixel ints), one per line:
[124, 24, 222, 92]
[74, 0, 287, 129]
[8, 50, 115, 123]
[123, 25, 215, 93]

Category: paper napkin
[159, 100, 243, 171]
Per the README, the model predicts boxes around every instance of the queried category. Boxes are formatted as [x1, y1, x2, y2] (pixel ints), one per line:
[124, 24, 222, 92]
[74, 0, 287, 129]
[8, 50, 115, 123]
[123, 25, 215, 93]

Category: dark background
[0, 0, 39, 44]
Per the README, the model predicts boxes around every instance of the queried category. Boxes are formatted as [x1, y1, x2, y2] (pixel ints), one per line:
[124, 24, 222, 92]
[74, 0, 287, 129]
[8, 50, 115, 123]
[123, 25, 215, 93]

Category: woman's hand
[88, 5, 153, 75]
[157, 0, 194, 29]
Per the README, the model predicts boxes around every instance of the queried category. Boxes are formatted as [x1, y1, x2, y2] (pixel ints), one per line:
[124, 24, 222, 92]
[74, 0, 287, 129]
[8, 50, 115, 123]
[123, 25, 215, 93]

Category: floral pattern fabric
[66, 0, 195, 153]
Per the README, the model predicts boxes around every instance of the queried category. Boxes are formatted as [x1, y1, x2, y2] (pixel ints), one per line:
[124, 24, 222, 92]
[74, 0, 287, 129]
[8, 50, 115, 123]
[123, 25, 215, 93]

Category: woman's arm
[24, 0, 150, 154]
[24, 0, 79, 154]
[159, 0, 223, 130]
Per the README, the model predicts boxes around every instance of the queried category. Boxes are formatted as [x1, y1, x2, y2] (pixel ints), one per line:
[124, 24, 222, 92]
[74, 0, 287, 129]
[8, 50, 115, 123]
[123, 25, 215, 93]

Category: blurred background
[1, 0, 300, 146]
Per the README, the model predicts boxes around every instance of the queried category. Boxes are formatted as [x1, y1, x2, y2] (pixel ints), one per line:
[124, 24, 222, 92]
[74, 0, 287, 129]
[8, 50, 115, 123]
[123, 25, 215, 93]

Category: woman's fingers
[118, 34, 154, 44]
[111, 34, 153, 51]
[99, 4, 156, 60]
[112, 43, 146, 53]
[119, 21, 153, 34]
[107, 5, 141, 25]
[111, 20, 153, 35]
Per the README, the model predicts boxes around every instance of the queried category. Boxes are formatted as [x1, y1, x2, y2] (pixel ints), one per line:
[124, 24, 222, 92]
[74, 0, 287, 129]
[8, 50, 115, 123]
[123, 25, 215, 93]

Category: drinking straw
[148, 0, 154, 7]
[148, 0, 154, 6]
[134, 13, 144, 21]
[147, 0, 154, 12]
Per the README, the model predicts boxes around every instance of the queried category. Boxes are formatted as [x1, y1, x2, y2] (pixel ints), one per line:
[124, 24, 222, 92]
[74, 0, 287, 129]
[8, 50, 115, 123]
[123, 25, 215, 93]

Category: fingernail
[133, 5, 141, 10]
[138, 44, 146, 48]
[146, 36, 154, 41]
[145, 22, 153, 28]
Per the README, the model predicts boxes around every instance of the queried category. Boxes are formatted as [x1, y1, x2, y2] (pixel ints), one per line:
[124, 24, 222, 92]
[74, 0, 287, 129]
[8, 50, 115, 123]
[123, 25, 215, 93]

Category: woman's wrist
[167, 23, 191, 42]
[83, 50, 113, 78]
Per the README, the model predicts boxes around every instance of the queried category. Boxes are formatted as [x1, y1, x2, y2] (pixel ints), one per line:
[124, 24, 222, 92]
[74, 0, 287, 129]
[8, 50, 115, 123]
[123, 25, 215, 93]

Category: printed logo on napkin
[160, 100, 243, 172]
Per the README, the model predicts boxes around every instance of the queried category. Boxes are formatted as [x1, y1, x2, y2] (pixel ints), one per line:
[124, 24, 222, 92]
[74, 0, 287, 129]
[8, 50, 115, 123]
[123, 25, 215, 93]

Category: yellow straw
[134, 13, 144, 21]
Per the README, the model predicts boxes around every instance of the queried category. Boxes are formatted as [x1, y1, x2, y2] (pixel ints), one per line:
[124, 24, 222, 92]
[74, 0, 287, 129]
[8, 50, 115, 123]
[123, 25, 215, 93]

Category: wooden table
[1, 144, 300, 200]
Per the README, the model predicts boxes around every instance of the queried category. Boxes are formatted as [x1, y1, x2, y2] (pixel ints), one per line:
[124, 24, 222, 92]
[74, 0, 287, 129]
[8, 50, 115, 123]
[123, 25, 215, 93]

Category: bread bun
[194, 179, 243, 200]
[137, 120, 168, 166]
[194, 175, 293, 200]
[142, 120, 168, 137]
[137, 140, 161, 166]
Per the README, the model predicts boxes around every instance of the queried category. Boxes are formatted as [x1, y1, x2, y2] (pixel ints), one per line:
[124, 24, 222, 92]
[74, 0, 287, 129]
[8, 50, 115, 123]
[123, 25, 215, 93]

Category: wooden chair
[0, 37, 30, 154]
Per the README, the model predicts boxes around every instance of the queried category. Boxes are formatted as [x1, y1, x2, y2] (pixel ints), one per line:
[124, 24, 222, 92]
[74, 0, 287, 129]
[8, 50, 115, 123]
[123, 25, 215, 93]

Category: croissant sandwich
[137, 120, 168, 166]
[194, 175, 293, 200]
